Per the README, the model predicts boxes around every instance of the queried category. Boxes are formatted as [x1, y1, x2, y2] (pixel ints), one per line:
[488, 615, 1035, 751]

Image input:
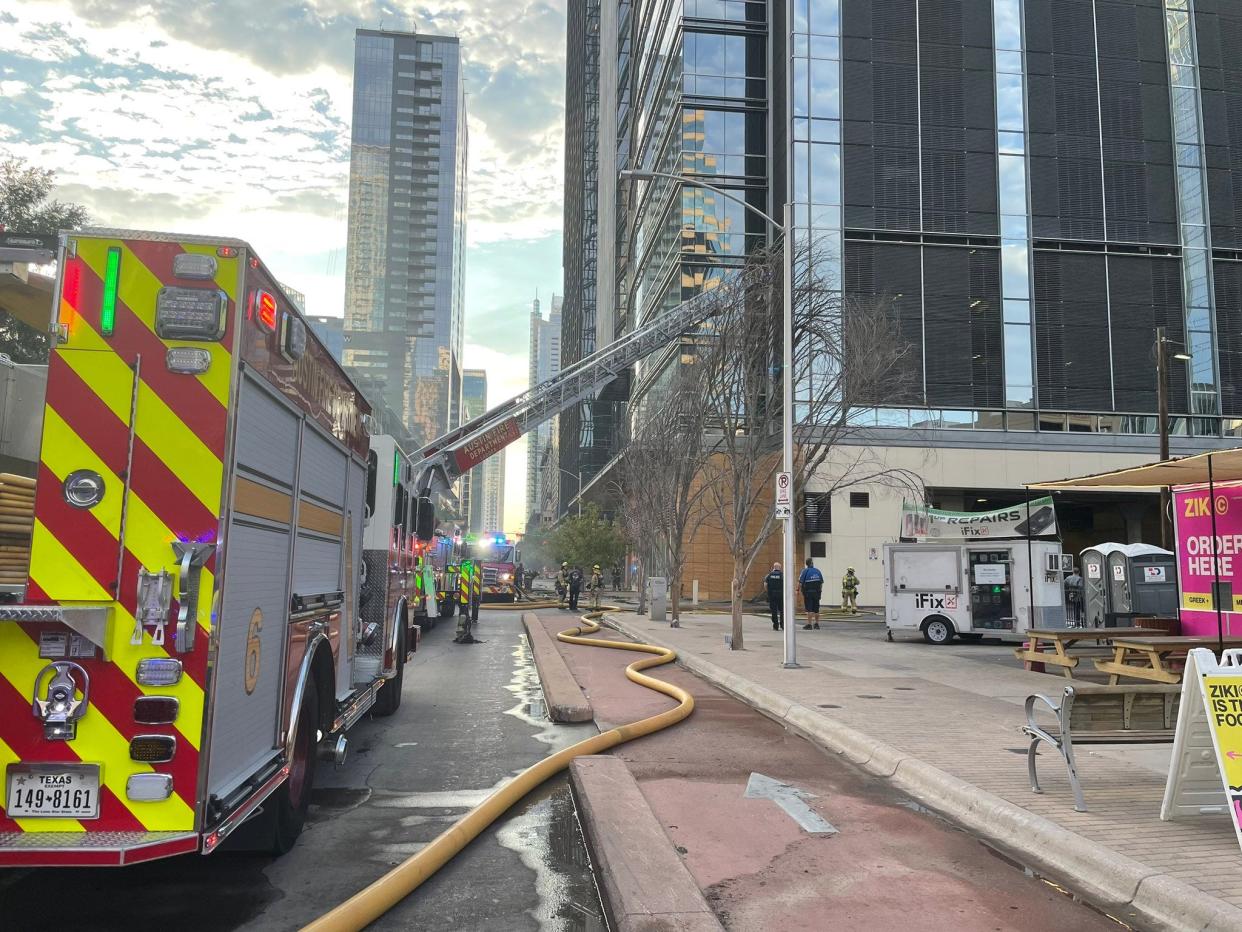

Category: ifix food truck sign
[900, 497, 1059, 541]
[1174, 485, 1242, 636]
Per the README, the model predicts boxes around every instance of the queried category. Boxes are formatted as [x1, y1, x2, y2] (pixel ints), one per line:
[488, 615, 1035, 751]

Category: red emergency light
[254, 290, 278, 331]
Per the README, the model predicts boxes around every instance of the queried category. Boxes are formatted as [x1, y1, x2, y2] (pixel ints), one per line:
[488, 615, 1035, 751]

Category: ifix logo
[914, 593, 959, 610]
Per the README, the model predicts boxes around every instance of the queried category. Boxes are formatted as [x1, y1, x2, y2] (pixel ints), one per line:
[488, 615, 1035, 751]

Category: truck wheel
[438, 599, 456, 619]
[922, 616, 955, 645]
[373, 623, 405, 717]
[271, 674, 319, 854]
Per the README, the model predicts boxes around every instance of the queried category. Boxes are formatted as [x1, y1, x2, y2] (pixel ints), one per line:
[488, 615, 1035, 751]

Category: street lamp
[1155, 326, 1192, 550]
[619, 168, 799, 667]
[554, 466, 584, 518]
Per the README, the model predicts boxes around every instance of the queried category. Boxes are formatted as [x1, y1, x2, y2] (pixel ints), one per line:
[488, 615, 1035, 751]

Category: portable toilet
[1081, 543, 1175, 627]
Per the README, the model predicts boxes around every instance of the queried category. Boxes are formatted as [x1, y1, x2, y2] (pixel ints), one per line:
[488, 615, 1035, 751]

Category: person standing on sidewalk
[555, 563, 570, 609]
[764, 562, 784, 631]
[799, 558, 824, 630]
[568, 565, 584, 611]
[841, 566, 860, 614]
[589, 564, 604, 610]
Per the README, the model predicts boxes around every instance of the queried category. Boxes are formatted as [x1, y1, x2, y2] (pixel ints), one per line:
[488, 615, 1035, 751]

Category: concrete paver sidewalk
[606, 611, 1242, 932]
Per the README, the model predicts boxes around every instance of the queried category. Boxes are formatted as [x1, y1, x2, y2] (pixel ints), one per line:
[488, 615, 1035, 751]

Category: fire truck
[0, 229, 420, 865]
[464, 532, 520, 603]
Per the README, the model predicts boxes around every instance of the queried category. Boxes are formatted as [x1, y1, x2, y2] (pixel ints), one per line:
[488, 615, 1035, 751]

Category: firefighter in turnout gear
[589, 564, 603, 610]
[556, 562, 570, 608]
[455, 561, 480, 643]
[841, 566, 860, 614]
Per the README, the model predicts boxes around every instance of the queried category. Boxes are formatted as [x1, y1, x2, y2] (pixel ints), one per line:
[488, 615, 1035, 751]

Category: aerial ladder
[410, 291, 718, 538]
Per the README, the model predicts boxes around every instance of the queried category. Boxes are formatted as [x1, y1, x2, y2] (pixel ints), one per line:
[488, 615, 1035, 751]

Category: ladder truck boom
[412, 291, 717, 536]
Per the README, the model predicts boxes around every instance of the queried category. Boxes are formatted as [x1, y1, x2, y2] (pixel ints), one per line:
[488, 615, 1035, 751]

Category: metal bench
[1022, 683, 1180, 812]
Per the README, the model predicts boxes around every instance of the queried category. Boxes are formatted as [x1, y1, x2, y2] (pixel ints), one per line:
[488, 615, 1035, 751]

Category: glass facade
[343, 30, 468, 450]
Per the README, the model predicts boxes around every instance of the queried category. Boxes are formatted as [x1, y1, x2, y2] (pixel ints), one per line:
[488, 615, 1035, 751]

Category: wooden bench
[1013, 626, 1166, 678]
[1022, 683, 1180, 811]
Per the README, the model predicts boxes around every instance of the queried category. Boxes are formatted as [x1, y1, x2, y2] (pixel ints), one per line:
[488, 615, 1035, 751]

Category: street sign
[775, 472, 793, 520]
[775, 504, 792, 520]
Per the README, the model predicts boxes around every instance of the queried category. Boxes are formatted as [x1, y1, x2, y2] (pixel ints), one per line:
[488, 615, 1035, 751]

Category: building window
[810, 541, 827, 558]
[849, 492, 869, 509]
[802, 493, 831, 533]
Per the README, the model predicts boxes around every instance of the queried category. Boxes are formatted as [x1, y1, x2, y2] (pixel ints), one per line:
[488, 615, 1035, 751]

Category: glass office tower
[344, 29, 468, 449]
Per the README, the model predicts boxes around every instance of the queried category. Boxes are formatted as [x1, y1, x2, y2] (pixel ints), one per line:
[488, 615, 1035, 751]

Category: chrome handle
[171, 541, 214, 653]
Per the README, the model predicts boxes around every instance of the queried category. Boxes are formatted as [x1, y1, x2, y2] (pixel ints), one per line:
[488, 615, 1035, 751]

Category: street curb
[605, 613, 1242, 932]
[570, 756, 725, 932]
[521, 612, 593, 723]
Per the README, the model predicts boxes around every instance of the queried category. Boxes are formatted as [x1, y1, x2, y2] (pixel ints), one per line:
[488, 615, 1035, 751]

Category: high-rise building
[462, 368, 488, 533]
[343, 29, 468, 449]
[307, 315, 345, 362]
[481, 448, 506, 533]
[585, 0, 1242, 599]
[527, 293, 562, 528]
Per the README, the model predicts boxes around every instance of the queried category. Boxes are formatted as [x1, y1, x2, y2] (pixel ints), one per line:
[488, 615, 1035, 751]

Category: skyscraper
[481, 449, 506, 533]
[585, 0, 1242, 599]
[307, 315, 345, 362]
[462, 369, 488, 533]
[343, 29, 468, 449]
[527, 293, 562, 529]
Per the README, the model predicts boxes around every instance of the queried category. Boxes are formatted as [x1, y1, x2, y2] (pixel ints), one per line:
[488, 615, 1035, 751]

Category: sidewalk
[605, 610, 1242, 932]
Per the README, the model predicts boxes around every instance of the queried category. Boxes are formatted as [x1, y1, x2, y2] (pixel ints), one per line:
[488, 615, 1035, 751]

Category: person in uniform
[568, 565, 584, 611]
[454, 565, 479, 644]
[841, 566, 860, 614]
[589, 564, 604, 610]
[799, 558, 825, 629]
[764, 562, 784, 631]
[555, 562, 570, 608]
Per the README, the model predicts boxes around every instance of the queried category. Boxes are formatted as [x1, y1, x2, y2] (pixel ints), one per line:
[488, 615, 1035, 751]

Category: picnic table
[1013, 627, 1167, 678]
[1093, 635, 1242, 685]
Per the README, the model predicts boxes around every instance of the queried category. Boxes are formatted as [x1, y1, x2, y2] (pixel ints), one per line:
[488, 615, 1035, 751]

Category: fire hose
[301, 606, 693, 932]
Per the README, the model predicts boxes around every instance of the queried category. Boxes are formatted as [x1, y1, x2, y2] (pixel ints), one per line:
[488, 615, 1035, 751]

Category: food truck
[885, 498, 1069, 644]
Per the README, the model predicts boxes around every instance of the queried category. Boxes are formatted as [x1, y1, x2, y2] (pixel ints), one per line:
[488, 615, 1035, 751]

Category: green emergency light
[100, 246, 121, 336]
[393, 449, 400, 486]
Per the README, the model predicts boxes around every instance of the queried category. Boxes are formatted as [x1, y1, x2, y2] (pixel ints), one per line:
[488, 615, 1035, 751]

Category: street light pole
[554, 466, 584, 518]
[619, 168, 797, 666]
[1155, 327, 1192, 551]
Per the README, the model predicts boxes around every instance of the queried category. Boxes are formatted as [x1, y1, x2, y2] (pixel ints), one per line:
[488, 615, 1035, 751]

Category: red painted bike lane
[532, 610, 1119, 931]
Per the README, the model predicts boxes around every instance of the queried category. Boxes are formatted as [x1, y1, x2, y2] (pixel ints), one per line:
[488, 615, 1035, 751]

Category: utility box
[0, 358, 47, 475]
[1081, 543, 1176, 627]
[649, 576, 668, 622]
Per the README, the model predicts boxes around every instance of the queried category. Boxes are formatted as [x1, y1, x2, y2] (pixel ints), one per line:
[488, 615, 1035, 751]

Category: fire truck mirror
[415, 496, 435, 542]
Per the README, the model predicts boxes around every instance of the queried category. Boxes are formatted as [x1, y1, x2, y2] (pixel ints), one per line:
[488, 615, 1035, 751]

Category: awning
[0, 269, 56, 331]
[1027, 447, 1242, 491]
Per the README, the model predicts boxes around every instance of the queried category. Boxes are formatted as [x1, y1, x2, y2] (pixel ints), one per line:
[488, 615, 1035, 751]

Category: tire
[438, 599, 456, 619]
[373, 622, 405, 717]
[922, 616, 955, 645]
[270, 673, 319, 854]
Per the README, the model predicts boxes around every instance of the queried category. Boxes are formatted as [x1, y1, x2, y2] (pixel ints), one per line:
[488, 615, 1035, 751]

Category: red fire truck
[0, 229, 419, 865]
[464, 533, 520, 603]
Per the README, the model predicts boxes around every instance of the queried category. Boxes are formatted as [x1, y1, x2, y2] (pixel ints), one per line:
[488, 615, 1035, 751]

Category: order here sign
[1174, 485, 1242, 631]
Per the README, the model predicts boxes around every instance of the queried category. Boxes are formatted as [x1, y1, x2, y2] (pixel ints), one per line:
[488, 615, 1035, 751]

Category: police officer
[568, 565, 584, 611]
[799, 558, 824, 630]
[764, 562, 784, 631]
[589, 564, 604, 610]
[555, 562, 570, 608]
[841, 566, 860, 614]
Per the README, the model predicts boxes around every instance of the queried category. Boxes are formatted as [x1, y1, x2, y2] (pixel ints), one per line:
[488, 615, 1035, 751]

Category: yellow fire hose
[301, 606, 693, 932]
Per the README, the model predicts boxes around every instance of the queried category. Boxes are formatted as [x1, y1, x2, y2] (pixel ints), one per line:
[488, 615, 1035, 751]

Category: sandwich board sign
[1162, 648, 1242, 851]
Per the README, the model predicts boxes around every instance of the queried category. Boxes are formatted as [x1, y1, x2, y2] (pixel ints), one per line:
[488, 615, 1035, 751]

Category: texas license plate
[6, 764, 100, 818]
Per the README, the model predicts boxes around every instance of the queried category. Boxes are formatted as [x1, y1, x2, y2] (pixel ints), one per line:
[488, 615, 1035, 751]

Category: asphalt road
[0, 608, 605, 932]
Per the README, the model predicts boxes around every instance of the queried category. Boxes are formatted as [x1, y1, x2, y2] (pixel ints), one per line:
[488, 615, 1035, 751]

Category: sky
[0, 0, 565, 532]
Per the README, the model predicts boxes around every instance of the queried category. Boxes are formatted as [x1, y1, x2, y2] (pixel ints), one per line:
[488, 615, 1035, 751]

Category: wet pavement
[0, 609, 606, 932]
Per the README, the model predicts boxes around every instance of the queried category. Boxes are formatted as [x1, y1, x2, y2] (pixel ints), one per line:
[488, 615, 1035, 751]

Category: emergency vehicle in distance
[464, 532, 520, 602]
[0, 229, 421, 866]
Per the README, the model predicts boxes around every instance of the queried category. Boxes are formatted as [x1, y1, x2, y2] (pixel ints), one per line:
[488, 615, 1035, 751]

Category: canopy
[0, 268, 56, 331]
[1028, 447, 1242, 491]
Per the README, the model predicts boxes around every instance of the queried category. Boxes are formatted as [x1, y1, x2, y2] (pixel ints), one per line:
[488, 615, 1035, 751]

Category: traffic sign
[775, 503, 792, 520]
[775, 471, 792, 506]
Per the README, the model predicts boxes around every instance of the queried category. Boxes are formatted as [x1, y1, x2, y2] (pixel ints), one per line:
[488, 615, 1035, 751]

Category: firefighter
[555, 562, 570, 608]
[589, 564, 604, 610]
[764, 562, 784, 631]
[568, 564, 584, 611]
[799, 557, 824, 630]
[841, 565, 860, 614]
[455, 563, 480, 643]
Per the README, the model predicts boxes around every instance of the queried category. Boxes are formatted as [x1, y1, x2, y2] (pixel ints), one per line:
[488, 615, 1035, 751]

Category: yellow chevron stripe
[179, 243, 239, 302]
[54, 324, 224, 514]
[75, 239, 232, 407]
[0, 722, 86, 832]
[0, 625, 195, 831]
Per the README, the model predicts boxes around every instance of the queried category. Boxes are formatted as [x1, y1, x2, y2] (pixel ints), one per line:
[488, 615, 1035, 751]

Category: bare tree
[613, 352, 713, 625]
[695, 238, 923, 649]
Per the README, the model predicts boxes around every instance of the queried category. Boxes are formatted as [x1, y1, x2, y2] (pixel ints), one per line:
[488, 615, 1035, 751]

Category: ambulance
[0, 229, 418, 865]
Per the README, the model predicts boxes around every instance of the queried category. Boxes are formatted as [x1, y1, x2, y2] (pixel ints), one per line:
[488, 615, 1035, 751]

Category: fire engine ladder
[413, 290, 717, 518]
